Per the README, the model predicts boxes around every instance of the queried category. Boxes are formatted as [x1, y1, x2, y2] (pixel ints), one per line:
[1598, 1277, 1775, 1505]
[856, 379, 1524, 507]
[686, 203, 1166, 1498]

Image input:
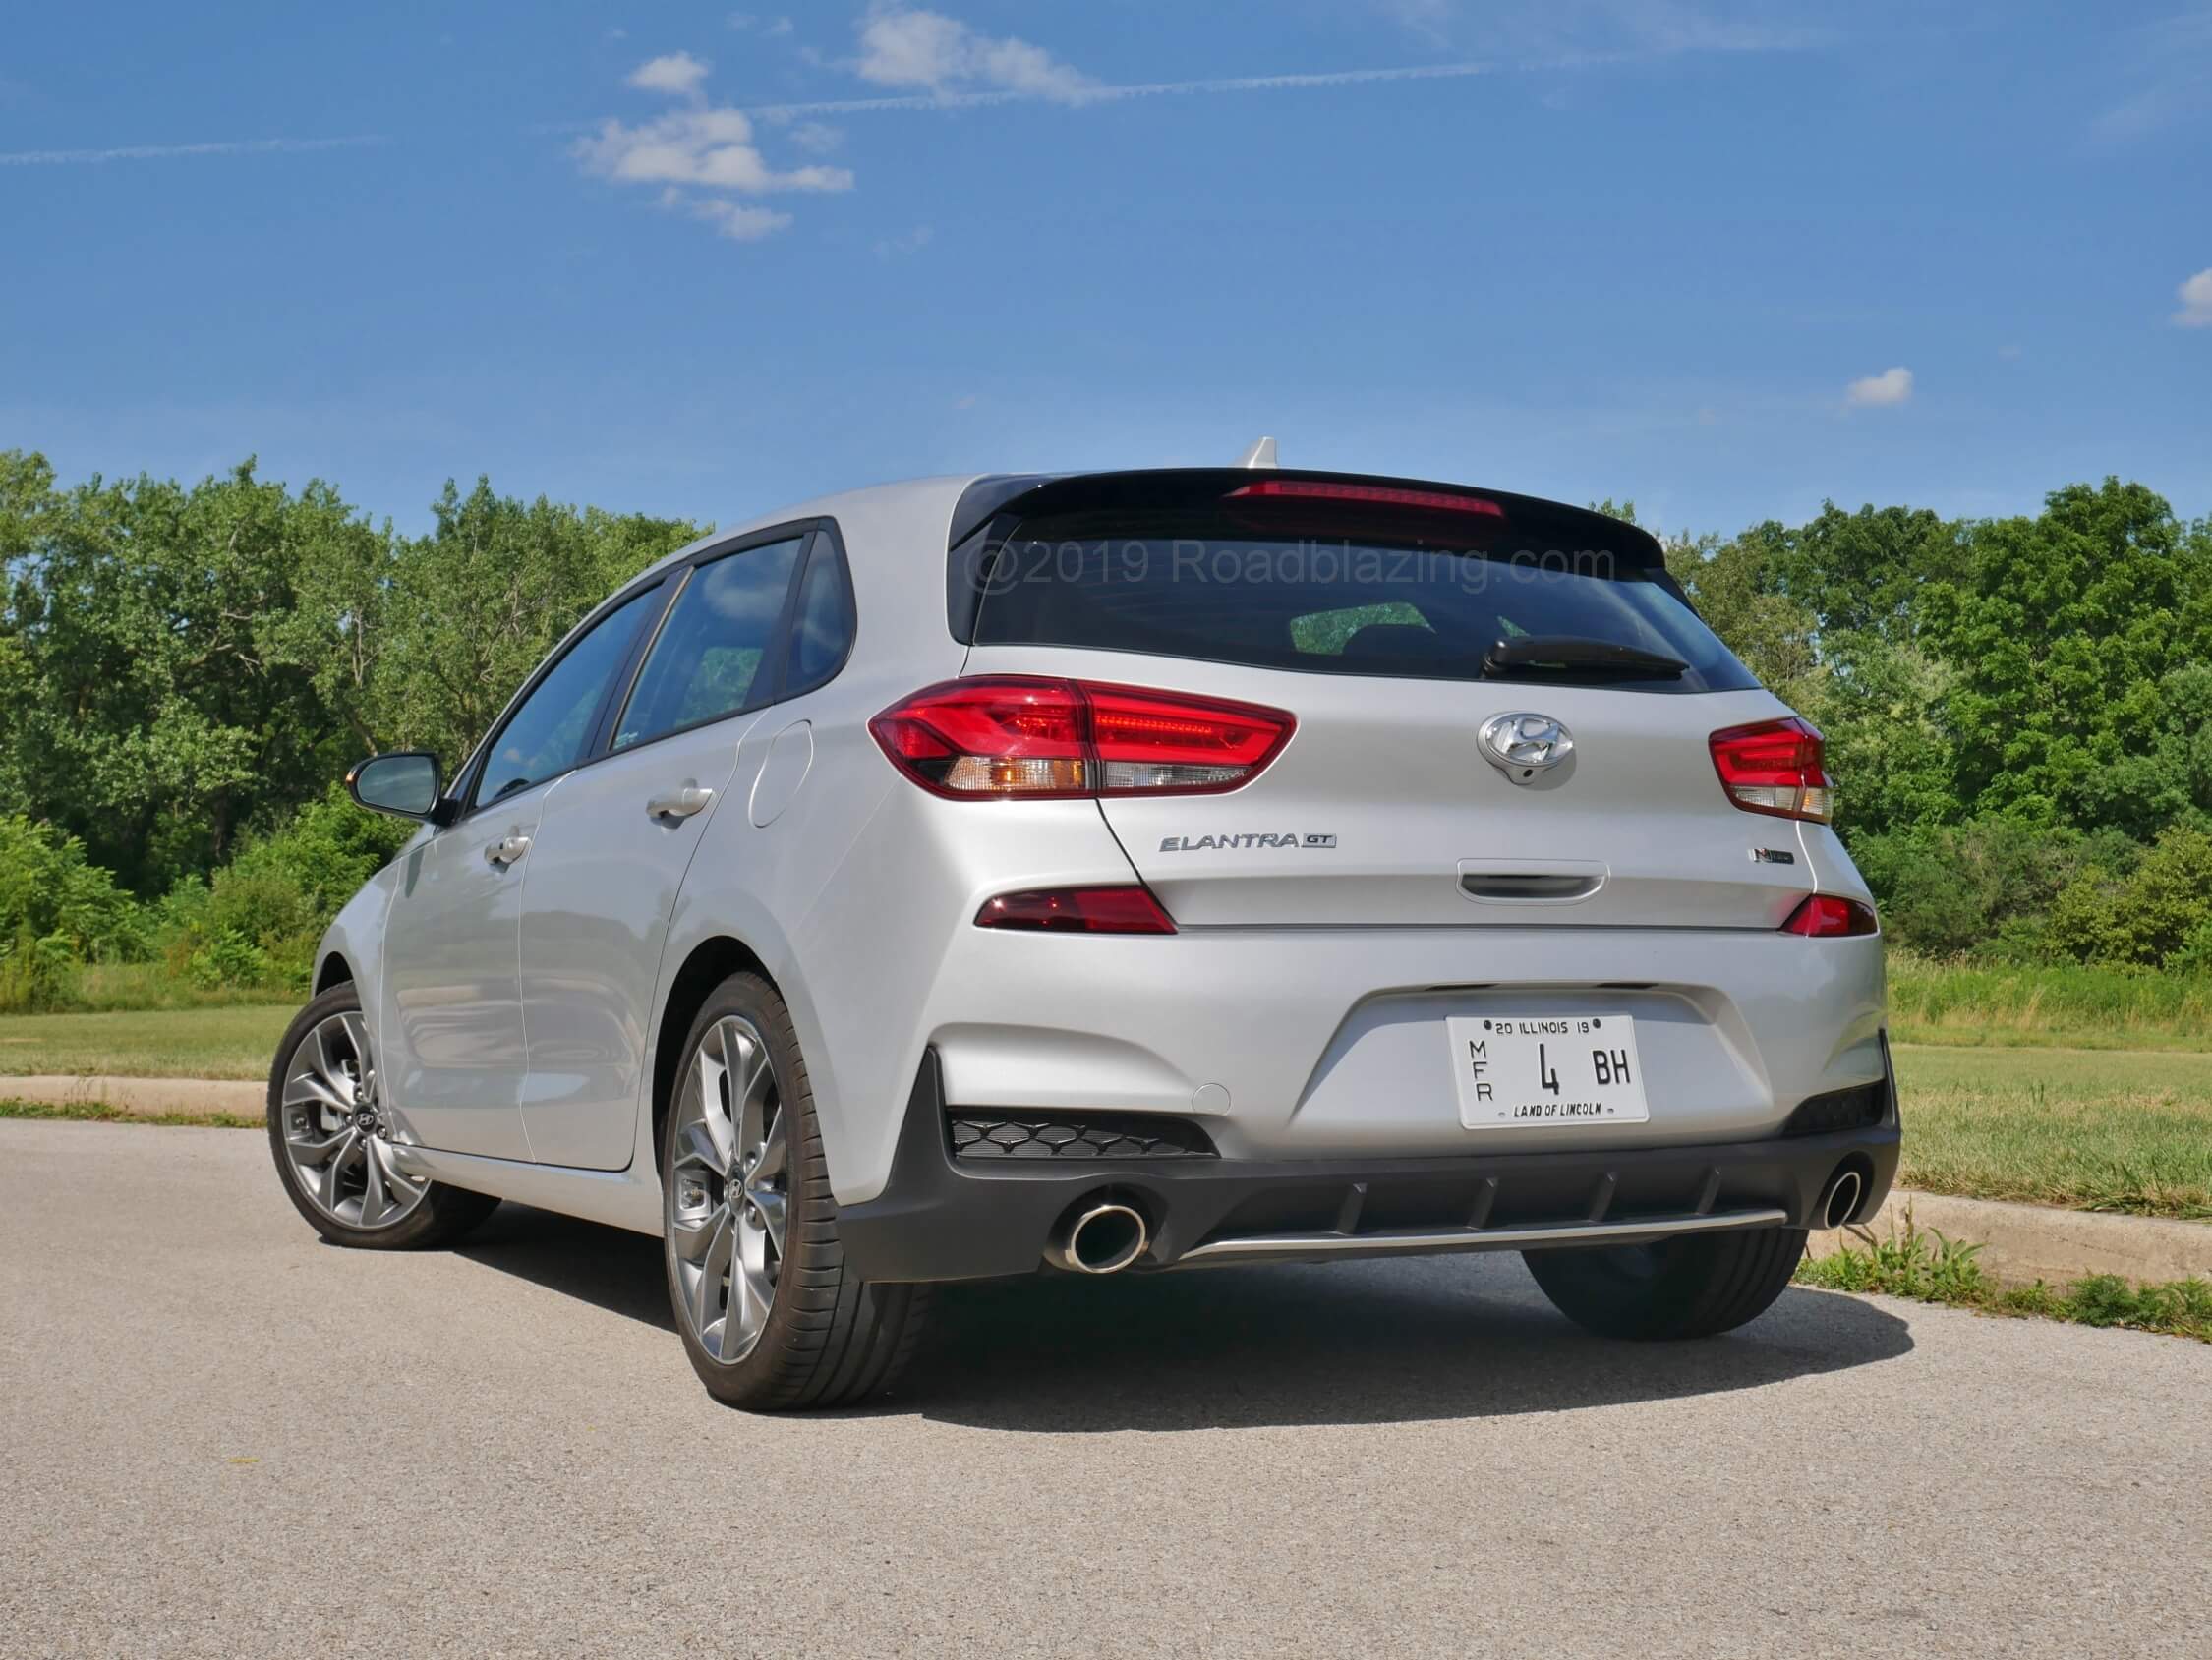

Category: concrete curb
[1812, 1187, 2212, 1288]
[0, 1074, 263, 1117]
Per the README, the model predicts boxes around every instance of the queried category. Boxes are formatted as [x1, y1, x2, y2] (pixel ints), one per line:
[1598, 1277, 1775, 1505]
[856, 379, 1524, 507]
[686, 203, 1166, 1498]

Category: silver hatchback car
[267, 464, 1897, 1409]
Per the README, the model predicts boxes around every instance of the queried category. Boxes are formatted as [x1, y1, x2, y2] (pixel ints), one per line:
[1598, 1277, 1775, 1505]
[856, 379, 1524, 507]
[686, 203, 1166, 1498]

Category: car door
[515, 528, 831, 1170]
[379, 584, 665, 1162]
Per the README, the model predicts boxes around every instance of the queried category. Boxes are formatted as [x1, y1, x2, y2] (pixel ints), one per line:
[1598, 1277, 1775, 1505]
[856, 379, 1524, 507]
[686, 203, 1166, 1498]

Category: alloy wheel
[668, 1014, 789, 1364]
[278, 1011, 429, 1231]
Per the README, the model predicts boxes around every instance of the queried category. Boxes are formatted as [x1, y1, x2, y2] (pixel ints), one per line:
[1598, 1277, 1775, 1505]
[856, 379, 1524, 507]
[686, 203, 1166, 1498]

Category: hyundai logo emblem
[1479, 712, 1574, 783]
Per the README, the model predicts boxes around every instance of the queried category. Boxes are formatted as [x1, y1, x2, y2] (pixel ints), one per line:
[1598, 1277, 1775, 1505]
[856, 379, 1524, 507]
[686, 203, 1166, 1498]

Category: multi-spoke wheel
[265, 984, 500, 1250]
[662, 972, 932, 1409]
[669, 1014, 790, 1363]
[276, 1007, 428, 1231]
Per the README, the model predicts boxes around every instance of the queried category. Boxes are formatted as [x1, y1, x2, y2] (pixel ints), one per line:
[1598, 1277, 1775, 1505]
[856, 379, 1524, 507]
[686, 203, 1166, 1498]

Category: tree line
[2, 449, 2209, 1009]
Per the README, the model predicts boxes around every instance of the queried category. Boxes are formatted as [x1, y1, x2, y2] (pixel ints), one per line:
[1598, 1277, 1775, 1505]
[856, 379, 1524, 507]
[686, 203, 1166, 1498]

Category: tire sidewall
[661, 972, 824, 1394]
[265, 984, 483, 1250]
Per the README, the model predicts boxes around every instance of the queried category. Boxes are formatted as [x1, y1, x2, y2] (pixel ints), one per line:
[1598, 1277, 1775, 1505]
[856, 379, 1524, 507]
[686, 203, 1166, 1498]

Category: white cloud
[577, 58, 852, 243]
[787, 120, 843, 154]
[2174, 268, 2212, 329]
[1997, 343, 2023, 361]
[2093, 8, 2212, 143]
[766, 16, 793, 37]
[626, 51, 712, 98]
[1844, 366, 1914, 408]
[576, 104, 852, 192]
[873, 224, 934, 258]
[855, 5, 1096, 103]
[1372, 0, 1455, 46]
[691, 199, 795, 241]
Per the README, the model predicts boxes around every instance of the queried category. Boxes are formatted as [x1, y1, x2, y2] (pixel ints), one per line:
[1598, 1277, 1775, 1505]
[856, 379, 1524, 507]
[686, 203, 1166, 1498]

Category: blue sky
[4, 2, 2208, 539]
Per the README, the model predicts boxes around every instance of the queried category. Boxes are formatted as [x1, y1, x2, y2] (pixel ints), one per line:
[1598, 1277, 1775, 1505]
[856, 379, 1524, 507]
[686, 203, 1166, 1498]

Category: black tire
[265, 983, 501, 1250]
[1523, 1226, 1807, 1341]
[664, 972, 931, 1411]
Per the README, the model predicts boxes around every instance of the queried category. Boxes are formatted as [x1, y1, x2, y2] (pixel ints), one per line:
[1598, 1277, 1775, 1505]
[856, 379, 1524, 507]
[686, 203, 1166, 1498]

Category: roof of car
[637, 466, 1667, 585]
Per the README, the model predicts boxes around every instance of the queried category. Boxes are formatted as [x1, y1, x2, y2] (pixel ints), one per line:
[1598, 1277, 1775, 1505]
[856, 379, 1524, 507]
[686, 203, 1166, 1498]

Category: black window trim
[456, 576, 674, 818]
[446, 515, 853, 821]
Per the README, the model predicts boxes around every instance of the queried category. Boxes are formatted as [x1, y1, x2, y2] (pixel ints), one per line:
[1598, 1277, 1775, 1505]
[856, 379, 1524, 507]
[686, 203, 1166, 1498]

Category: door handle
[485, 833, 532, 868]
[646, 783, 716, 821]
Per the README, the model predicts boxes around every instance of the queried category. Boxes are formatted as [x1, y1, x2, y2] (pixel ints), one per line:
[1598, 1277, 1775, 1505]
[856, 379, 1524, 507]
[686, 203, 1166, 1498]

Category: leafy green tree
[1919, 480, 2212, 837]
[368, 479, 702, 767]
[0, 454, 701, 893]
[0, 454, 379, 887]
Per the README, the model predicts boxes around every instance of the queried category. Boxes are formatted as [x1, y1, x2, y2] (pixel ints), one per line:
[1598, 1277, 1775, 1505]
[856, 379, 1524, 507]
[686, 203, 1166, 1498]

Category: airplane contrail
[0, 134, 388, 166]
[739, 55, 1640, 121]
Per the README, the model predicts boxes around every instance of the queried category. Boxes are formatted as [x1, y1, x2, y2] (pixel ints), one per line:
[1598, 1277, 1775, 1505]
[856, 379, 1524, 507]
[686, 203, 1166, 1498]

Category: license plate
[1447, 1013, 1650, 1129]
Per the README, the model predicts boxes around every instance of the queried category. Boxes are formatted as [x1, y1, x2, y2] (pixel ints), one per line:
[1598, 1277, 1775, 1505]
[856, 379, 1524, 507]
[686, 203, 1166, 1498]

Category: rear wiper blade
[1483, 635, 1688, 680]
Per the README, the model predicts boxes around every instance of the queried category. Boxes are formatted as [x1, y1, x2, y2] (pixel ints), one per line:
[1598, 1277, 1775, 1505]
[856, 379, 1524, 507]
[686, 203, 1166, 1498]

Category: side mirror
[346, 753, 447, 822]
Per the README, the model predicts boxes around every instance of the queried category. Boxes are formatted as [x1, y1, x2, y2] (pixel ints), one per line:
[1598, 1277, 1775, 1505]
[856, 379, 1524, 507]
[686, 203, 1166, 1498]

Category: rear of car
[836, 468, 1896, 1324]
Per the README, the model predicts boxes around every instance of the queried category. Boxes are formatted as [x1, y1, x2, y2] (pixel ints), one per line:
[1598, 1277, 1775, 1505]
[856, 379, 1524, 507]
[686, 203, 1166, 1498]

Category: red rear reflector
[1709, 717, 1834, 824]
[1781, 895, 1879, 938]
[974, 887, 1177, 934]
[870, 678, 1295, 799]
[1224, 479, 1506, 517]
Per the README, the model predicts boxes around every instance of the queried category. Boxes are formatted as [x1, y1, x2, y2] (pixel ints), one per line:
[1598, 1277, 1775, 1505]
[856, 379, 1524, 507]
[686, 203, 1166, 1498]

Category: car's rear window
[965, 505, 1758, 693]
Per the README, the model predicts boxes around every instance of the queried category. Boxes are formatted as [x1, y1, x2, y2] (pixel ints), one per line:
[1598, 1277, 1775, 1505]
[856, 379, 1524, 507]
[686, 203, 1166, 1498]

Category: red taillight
[974, 887, 1177, 934]
[1710, 717, 1833, 824]
[1781, 895, 1879, 938]
[869, 677, 1295, 799]
[1223, 479, 1506, 517]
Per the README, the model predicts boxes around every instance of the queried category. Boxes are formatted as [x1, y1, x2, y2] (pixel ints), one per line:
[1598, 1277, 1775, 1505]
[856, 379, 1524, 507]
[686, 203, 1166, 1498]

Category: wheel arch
[314, 951, 355, 993]
[651, 935, 777, 1167]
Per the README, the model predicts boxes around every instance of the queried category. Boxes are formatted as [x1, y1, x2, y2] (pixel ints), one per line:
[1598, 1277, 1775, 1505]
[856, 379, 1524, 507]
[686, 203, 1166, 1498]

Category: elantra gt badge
[1479, 712, 1574, 784]
[1159, 832, 1337, 851]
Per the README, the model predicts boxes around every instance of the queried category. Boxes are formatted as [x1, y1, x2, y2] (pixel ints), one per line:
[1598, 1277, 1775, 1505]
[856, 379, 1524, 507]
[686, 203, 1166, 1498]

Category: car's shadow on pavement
[456, 1205, 679, 1334]
[459, 1205, 1914, 1430]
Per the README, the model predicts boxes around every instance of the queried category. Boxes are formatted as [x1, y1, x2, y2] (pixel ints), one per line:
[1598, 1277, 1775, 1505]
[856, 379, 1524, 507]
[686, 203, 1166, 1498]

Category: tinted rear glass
[967, 506, 1757, 692]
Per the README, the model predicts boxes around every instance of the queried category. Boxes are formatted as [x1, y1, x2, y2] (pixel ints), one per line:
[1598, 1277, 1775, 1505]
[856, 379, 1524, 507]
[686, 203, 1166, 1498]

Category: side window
[785, 534, 855, 694]
[472, 588, 657, 808]
[613, 536, 804, 751]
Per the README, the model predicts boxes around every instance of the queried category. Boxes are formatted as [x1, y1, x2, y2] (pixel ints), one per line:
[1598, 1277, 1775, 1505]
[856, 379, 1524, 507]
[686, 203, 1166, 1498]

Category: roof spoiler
[947, 467, 1669, 571]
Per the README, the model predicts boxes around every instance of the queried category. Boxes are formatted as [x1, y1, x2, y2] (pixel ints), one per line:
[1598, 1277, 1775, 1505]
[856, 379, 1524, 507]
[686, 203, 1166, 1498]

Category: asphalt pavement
[3, 1118, 2206, 1658]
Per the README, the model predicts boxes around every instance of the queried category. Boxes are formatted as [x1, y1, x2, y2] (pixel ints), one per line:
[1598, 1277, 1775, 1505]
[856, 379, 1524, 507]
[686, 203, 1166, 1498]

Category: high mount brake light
[1223, 479, 1507, 518]
[1781, 895, 1879, 938]
[974, 887, 1177, 934]
[1710, 717, 1834, 824]
[869, 678, 1295, 800]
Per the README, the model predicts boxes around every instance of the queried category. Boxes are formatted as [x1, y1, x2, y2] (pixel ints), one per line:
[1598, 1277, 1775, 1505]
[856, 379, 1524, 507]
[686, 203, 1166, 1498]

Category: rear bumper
[837, 1046, 1901, 1283]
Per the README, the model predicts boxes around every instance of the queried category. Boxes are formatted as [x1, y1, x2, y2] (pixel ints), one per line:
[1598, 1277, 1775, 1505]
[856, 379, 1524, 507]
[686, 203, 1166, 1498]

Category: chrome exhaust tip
[1819, 1167, 1865, 1230]
[1044, 1200, 1149, 1275]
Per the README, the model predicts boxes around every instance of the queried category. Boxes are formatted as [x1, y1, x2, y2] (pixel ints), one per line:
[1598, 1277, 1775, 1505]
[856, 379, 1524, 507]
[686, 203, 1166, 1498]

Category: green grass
[0, 1098, 260, 1129]
[1797, 1217, 2212, 1343]
[1888, 950, 2212, 1053]
[0, 1002, 292, 1080]
[1892, 1043, 2212, 1219]
[63, 961, 299, 1012]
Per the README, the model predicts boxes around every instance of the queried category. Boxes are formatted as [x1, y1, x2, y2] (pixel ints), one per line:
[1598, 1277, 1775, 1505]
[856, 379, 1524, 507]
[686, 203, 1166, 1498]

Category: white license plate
[1447, 1013, 1650, 1129]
